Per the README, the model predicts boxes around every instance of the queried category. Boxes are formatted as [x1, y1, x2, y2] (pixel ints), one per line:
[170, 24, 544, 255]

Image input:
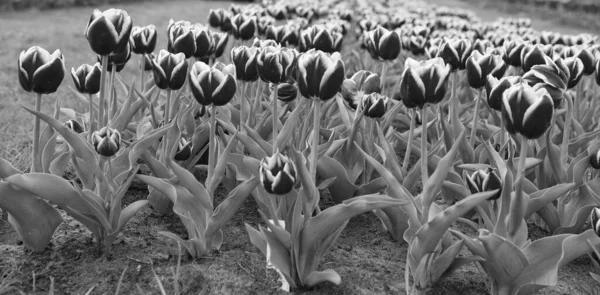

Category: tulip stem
[98, 55, 108, 129]
[311, 100, 322, 182]
[420, 104, 429, 224]
[272, 83, 279, 154]
[380, 62, 388, 96]
[450, 72, 459, 124]
[162, 90, 172, 164]
[560, 93, 573, 165]
[470, 88, 482, 147]
[88, 94, 94, 143]
[208, 105, 217, 190]
[140, 54, 146, 94]
[109, 66, 118, 124]
[240, 82, 246, 131]
[32, 93, 42, 173]
[402, 108, 416, 176]
[510, 135, 529, 237]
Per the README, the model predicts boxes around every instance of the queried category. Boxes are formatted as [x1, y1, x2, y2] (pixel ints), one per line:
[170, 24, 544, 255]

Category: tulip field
[4, 0, 600, 294]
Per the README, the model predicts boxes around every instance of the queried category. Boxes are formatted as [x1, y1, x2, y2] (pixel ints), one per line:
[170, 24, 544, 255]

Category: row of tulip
[3, 0, 600, 294]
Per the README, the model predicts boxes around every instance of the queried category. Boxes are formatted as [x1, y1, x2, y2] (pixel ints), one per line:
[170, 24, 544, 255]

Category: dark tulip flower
[84, 8, 133, 56]
[174, 137, 192, 161]
[18, 46, 65, 94]
[208, 9, 232, 32]
[297, 49, 346, 101]
[591, 207, 600, 237]
[141, 53, 155, 71]
[167, 20, 196, 59]
[266, 25, 285, 43]
[253, 38, 279, 48]
[131, 25, 157, 55]
[92, 127, 121, 157]
[299, 26, 343, 53]
[231, 46, 259, 82]
[408, 35, 427, 56]
[471, 39, 493, 55]
[210, 32, 229, 59]
[341, 70, 381, 109]
[466, 51, 507, 89]
[590, 149, 600, 170]
[277, 82, 298, 102]
[189, 61, 237, 106]
[99, 41, 132, 73]
[256, 16, 275, 35]
[361, 93, 387, 118]
[521, 44, 549, 72]
[365, 26, 401, 61]
[191, 24, 214, 59]
[466, 167, 502, 200]
[563, 56, 584, 89]
[398, 57, 451, 108]
[575, 46, 596, 76]
[486, 75, 520, 111]
[267, 5, 287, 20]
[502, 83, 554, 139]
[64, 119, 84, 133]
[71, 63, 102, 94]
[259, 151, 296, 195]
[256, 46, 297, 84]
[523, 56, 569, 108]
[231, 13, 256, 41]
[436, 37, 472, 71]
[151, 50, 188, 90]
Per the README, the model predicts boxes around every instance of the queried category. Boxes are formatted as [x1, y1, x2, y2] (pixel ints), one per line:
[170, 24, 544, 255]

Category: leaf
[525, 183, 575, 219]
[159, 232, 206, 258]
[304, 270, 341, 287]
[207, 132, 238, 196]
[316, 155, 358, 203]
[261, 226, 295, 288]
[0, 158, 22, 178]
[115, 200, 148, 234]
[291, 149, 319, 215]
[478, 231, 528, 287]
[0, 182, 63, 252]
[422, 131, 464, 208]
[170, 161, 212, 210]
[276, 98, 306, 150]
[49, 152, 70, 176]
[245, 223, 267, 257]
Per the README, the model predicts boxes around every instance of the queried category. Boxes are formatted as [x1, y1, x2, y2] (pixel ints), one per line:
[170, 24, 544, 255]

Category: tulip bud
[575, 46, 596, 76]
[208, 9, 232, 32]
[563, 57, 584, 89]
[151, 50, 188, 90]
[131, 25, 158, 55]
[341, 79, 359, 109]
[590, 207, 600, 237]
[523, 56, 569, 107]
[299, 26, 343, 53]
[99, 41, 132, 73]
[92, 127, 121, 157]
[71, 63, 102, 95]
[297, 49, 346, 101]
[486, 75, 520, 111]
[174, 137, 192, 161]
[189, 61, 237, 106]
[466, 51, 507, 89]
[502, 83, 554, 139]
[398, 57, 451, 108]
[167, 20, 196, 59]
[590, 149, 600, 170]
[277, 82, 298, 102]
[521, 44, 548, 72]
[267, 5, 287, 20]
[231, 46, 259, 82]
[256, 46, 297, 84]
[465, 167, 502, 200]
[266, 25, 285, 44]
[436, 38, 472, 71]
[84, 9, 133, 56]
[18, 46, 65, 94]
[361, 93, 387, 118]
[259, 151, 297, 195]
[64, 119, 85, 133]
[365, 26, 401, 61]
[191, 25, 214, 59]
[408, 35, 427, 56]
[210, 32, 229, 59]
[256, 16, 275, 35]
[231, 13, 256, 41]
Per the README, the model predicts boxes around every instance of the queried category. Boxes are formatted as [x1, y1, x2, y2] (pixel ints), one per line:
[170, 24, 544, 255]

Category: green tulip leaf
[245, 223, 267, 257]
[525, 183, 575, 219]
[316, 155, 357, 203]
[0, 158, 22, 178]
[304, 269, 341, 287]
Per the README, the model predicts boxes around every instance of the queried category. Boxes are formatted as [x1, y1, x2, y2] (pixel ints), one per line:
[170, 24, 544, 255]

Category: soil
[1, 175, 599, 294]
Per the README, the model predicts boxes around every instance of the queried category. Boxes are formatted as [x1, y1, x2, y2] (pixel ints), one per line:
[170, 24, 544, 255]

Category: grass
[0, 0, 228, 171]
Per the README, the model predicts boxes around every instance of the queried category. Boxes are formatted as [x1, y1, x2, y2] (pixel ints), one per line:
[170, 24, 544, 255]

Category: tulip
[174, 137, 192, 161]
[466, 51, 507, 89]
[231, 13, 256, 41]
[471, 39, 493, 55]
[207, 9, 232, 32]
[502, 83, 554, 140]
[523, 56, 569, 108]
[64, 119, 85, 133]
[256, 46, 297, 84]
[71, 63, 102, 95]
[210, 32, 229, 59]
[299, 26, 343, 53]
[436, 37, 472, 71]
[590, 150, 600, 170]
[265, 25, 285, 44]
[259, 151, 297, 195]
[18, 46, 65, 94]
[277, 82, 298, 102]
[591, 208, 600, 237]
[131, 25, 157, 55]
[364, 26, 401, 61]
[466, 167, 502, 200]
[256, 16, 275, 35]
[398, 57, 451, 108]
[231, 46, 259, 82]
[84, 9, 133, 56]
[502, 41, 525, 65]
[267, 5, 287, 20]
[342, 70, 381, 110]
[361, 93, 387, 118]
[574, 46, 596, 76]
[297, 49, 346, 101]
[151, 50, 188, 90]
[408, 35, 427, 56]
[191, 25, 214, 60]
[485, 75, 520, 111]
[92, 127, 121, 157]
[253, 38, 278, 48]
[189, 61, 237, 106]
[521, 44, 549, 72]
[563, 56, 584, 89]
[99, 41, 132, 73]
[167, 20, 196, 59]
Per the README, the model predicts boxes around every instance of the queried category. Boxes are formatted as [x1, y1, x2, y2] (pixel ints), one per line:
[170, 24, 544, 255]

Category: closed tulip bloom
[151, 50, 188, 90]
[64, 119, 85, 133]
[267, 5, 287, 20]
[590, 149, 600, 170]
[281, 25, 299, 47]
[575, 46, 596, 75]
[465, 167, 502, 200]
[502, 83, 554, 139]
[266, 25, 285, 43]
[277, 82, 298, 102]
[408, 35, 427, 56]
[71, 63, 102, 94]
[189, 61, 237, 106]
[471, 39, 493, 55]
[297, 49, 346, 101]
[174, 137, 192, 161]
[231, 13, 256, 40]
[167, 20, 196, 59]
[253, 38, 279, 48]
[523, 56, 569, 108]
[299, 26, 343, 53]
[131, 25, 157, 55]
[485, 75, 520, 111]
[365, 26, 401, 61]
[521, 44, 548, 72]
[259, 151, 296, 195]
[591, 208, 600, 237]
[466, 51, 507, 89]
[342, 70, 381, 109]
[208, 9, 232, 32]
[191, 25, 213, 59]
[84, 8, 133, 56]
[210, 32, 229, 59]
[398, 57, 451, 108]
[256, 46, 297, 84]
[361, 93, 387, 118]
[92, 127, 121, 157]
[18, 46, 65, 94]
[99, 41, 132, 72]
[256, 16, 275, 35]
[563, 57, 585, 89]
[231, 46, 259, 82]
[437, 37, 472, 71]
